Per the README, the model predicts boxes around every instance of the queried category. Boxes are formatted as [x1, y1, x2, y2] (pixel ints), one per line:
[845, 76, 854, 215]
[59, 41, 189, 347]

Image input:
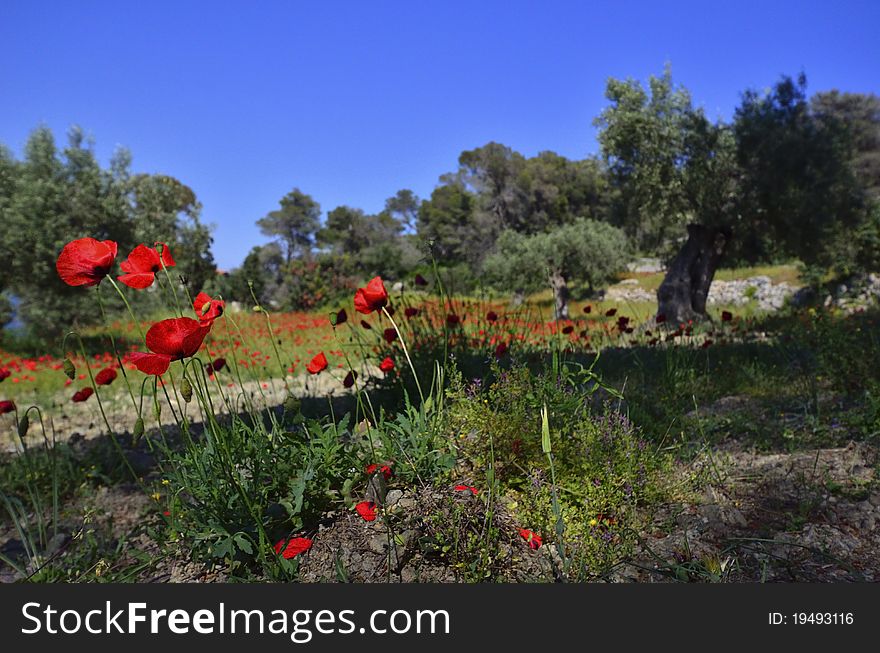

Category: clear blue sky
[2, 0, 878, 269]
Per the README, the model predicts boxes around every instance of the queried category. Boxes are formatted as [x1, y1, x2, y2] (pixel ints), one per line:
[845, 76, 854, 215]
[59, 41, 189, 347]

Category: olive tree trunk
[656, 224, 731, 325]
[549, 269, 570, 320]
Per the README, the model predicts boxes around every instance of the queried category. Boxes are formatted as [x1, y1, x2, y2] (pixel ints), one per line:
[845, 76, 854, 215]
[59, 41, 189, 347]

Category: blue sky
[1, 0, 878, 269]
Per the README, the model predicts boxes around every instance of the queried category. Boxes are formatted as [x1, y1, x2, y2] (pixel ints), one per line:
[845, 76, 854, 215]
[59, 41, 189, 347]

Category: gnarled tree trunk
[549, 269, 570, 320]
[656, 224, 731, 325]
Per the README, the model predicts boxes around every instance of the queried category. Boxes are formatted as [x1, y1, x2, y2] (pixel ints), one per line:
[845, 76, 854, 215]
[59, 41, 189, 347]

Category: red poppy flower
[130, 317, 210, 376]
[414, 274, 428, 287]
[519, 528, 542, 549]
[379, 357, 394, 373]
[95, 368, 117, 386]
[354, 277, 388, 314]
[0, 399, 15, 414]
[494, 342, 508, 358]
[117, 243, 175, 289]
[382, 328, 398, 344]
[365, 463, 393, 481]
[446, 314, 461, 327]
[0, 369, 10, 383]
[193, 292, 225, 325]
[274, 537, 313, 559]
[343, 370, 358, 388]
[583, 304, 592, 314]
[56, 238, 118, 287]
[205, 357, 226, 375]
[307, 352, 328, 374]
[404, 307, 419, 318]
[561, 325, 574, 335]
[721, 310, 733, 322]
[356, 501, 378, 522]
[486, 311, 498, 322]
[72, 387, 94, 403]
[605, 308, 617, 317]
[454, 484, 479, 496]
[333, 308, 348, 326]
[702, 339, 714, 349]
[655, 313, 667, 324]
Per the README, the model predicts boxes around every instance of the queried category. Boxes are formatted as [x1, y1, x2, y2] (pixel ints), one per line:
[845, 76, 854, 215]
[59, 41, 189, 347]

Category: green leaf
[541, 403, 552, 454]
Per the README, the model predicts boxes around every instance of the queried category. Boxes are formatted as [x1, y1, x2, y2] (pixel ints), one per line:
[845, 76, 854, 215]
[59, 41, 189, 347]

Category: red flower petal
[145, 318, 210, 359]
[307, 352, 328, 374]
[129, 352, 172, 376]
[379, 356, 394, 373]
[274, 537, 312, 559]
[117, 272, 156, 289]
[519, 528, 542, 549]
[56, 238, 117, 287]
[356, 501, 378, 521]
[353, 277, 389, 314]
[95, 368, 117, 386]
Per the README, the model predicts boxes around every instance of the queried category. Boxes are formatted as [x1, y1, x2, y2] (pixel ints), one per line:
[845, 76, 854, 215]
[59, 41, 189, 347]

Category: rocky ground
[4, 391, 876, 583]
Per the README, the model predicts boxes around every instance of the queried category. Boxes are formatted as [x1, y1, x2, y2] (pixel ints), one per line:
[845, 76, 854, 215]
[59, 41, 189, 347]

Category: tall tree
[257, 188, 320, 264]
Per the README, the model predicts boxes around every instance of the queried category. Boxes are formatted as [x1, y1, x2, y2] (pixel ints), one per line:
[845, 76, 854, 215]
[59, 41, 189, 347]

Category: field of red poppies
[2, 238, 880, 583]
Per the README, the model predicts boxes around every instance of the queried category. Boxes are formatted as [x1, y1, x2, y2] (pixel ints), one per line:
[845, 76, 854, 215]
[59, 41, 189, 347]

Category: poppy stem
[382, 307, 425, 406]
[106, 277, 147, 344]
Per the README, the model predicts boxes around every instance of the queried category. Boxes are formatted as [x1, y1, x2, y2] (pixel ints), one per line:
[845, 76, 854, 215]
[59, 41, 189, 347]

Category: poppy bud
[180, 377, 193, 403]
[18, 414, 29, 438]
[63, 358, 76, 380]
[133, 416, 145, 440]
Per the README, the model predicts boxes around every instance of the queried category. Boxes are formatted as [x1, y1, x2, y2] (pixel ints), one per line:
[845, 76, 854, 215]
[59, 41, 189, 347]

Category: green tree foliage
[735, 75, 869, 277]
[483, 219, 629, 318]
[0, 126, 214, 338]
[256, 188, 320, 264]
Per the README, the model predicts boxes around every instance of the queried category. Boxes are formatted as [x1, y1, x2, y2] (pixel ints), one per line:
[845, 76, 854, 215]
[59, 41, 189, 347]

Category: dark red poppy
[404, 307, 419, 318]
[72, 387, 94, 403]
[274, 537, 312, 559]
[414, 274, 428, 287]
[307, 352, 328, 374]
[382, 328, 398, 344]
[494, 342, 508, 358]
[193, 291, 224, 325]
[519, 528, 542, 549]
[118, 243, 175, 289]
[446, 314, 461, 327]
[454, 484, 479, 496]
[205, 357, 226, 374]
[0, 369, 10, 383]
[561, 325, 574, 335]
[721, 310, 733, 322]
[379, 357, 394, 373]
[343, 370, 357, 388]
[655, 313, 667, 324]
[354, 277, 388, 314]
[360, 320, 372, 330]
[605, 308, 617, 317]
[486, 311, 498, 322]
[365, 463, 393, 481]
[56, 238, 118, 287]
[356, 501, 378, 522]
[0, 399, 15, 414]
[95, 368, 117, 386]
[583, 304, 592, 314]
[702, 339, 714, 349]
[129, 317, 210, 376]
[333, 308, 348, 326]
